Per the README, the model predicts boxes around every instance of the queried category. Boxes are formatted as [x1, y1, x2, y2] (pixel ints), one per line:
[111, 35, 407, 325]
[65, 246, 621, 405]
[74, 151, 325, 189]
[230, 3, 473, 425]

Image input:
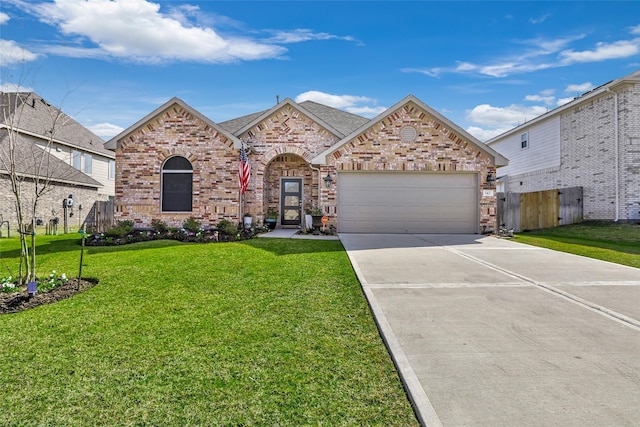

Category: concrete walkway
[340, 234, 640, 427]
[258, 228, 339, 240]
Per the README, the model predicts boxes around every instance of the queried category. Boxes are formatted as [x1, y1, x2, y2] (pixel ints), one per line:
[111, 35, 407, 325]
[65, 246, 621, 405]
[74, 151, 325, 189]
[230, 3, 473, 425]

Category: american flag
[238, 144, 251, 195]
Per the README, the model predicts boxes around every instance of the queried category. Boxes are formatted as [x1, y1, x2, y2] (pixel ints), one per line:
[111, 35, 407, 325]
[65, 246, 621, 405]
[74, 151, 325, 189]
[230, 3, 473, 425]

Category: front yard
[515, 221, 640, 269]
[0, 234, 418, 426]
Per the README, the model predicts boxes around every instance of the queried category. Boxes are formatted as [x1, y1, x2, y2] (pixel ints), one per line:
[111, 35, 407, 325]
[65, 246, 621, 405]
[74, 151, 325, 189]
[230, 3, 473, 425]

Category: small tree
[0, 91, 72, 285]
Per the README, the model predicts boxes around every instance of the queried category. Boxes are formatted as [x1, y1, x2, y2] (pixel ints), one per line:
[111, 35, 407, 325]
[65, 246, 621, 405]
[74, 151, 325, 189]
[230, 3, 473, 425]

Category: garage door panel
[338, 172, 478, 234]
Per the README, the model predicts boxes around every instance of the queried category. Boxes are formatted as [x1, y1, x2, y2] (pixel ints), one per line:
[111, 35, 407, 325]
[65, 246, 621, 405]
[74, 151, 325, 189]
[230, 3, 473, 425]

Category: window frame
[521, 132, 529, 150]
[161, 156, 193, 213]
[72, 150, 81, 170]
[108, 159, 115, 180]
[84, 153, 92, 174]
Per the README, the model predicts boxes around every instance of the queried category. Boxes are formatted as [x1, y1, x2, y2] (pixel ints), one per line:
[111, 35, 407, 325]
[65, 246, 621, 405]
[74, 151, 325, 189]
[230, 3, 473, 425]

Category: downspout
[605, 87, 620, 221]
[309, 164, 322, 211]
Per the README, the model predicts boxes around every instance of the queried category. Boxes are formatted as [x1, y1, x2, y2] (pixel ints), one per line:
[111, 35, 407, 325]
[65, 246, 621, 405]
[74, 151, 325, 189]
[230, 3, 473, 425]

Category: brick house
[0, 92, 115, 230]
[106, 95, 507, 233]
[486, 68, 640, 222]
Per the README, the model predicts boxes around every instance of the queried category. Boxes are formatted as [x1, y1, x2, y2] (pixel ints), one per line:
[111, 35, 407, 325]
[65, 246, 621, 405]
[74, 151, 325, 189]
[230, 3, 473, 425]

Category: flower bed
[86, 218, 268, 246]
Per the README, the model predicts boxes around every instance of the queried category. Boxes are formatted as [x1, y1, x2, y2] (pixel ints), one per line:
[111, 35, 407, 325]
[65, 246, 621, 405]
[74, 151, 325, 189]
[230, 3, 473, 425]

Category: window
[161, 156, 193, 212]
[109, 160, 115, 180]
[521, 132, 528, 149]
[84, 153, 92, 174]
[72, 150, 81, 170]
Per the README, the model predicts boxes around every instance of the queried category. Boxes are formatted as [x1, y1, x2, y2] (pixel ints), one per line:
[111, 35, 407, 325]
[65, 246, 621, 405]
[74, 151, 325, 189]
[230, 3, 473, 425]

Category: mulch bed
[0, 278, 98, 314]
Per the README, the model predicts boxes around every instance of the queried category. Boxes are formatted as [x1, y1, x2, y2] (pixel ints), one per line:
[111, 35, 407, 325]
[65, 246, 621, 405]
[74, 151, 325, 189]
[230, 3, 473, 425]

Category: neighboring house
[0, 92, 115, 229]
[106, 95, 507, 234]
[487, 69, 640, 222]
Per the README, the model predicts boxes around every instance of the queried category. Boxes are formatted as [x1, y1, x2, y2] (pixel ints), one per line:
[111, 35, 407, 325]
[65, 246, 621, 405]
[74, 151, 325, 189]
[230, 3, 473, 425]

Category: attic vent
[400, 126, 417, 142]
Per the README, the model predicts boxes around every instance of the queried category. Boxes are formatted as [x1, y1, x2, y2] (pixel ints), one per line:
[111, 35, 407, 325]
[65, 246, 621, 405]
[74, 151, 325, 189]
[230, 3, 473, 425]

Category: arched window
[161, 156, 193, 212]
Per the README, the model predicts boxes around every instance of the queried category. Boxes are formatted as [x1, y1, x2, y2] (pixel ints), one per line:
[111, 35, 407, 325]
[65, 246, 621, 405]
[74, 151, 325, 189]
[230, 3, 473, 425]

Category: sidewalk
[258, 228, 339, 240]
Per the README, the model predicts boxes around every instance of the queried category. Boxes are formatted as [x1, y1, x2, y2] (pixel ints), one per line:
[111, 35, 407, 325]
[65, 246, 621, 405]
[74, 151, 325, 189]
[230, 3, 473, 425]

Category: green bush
[182, 217, 201, 232]
[217, 219, 238, 236]
[151, 219, 168, 233]
[105, 220, 134, 238]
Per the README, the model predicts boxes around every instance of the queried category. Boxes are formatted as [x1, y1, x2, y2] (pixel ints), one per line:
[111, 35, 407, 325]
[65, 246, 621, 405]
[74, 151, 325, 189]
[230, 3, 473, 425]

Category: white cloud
[267, 29, 357, 44]
[466, 103, 547, 127]
[466, 126, 514, 142]
[529, 14, 551, 24]
[557, 97, 575, 106]
[295, 91, 383, 118]
[87, 122, 124, 140]
[565, 82, 594, 94]
[560, 39, 640, 63]
[25, 0, 286, 63]
[0, 82, 33, 92]
[0, 39, 39, 67]
[524, 89, 555, 106]
[0, 12, 10, 24]
[407, 28, 640, 78]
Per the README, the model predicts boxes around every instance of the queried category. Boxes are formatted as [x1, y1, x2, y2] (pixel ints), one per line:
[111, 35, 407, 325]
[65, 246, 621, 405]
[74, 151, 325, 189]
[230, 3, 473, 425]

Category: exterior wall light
[486, 172, 495, 188]
[324, 172, 333, 188]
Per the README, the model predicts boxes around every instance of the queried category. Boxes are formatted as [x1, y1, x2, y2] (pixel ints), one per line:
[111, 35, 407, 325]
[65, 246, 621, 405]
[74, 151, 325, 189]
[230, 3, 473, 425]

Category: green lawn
[515, 221, 640, 268]
[0, 234, 418, 426]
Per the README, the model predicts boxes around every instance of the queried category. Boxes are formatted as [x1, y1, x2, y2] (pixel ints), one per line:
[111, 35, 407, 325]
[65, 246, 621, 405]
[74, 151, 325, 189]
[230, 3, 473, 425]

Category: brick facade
[320, 101, 497, 229]
[0, 175, 109, 232]
[499, 79, 640, 221]
[113, 96, 502, 232]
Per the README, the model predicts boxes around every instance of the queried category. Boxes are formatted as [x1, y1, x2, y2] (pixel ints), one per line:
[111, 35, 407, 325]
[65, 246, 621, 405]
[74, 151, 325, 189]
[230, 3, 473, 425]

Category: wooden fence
[86, 200, 115, 232]
[497, 187, 583, 232]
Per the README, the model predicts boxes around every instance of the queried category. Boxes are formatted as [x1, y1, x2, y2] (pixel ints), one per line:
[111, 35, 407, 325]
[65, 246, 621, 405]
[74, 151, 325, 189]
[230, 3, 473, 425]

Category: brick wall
[0, 174, 107, 232]
[322, 101, 497, 230]
[504, 82, 640, 221]
[115, 104, 238, 229]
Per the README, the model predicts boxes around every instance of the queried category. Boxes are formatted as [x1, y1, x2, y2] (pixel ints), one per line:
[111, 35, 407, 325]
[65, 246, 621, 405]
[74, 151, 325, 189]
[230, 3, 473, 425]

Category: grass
[515, 221, 640, 268]
[0, 234, 418, 426]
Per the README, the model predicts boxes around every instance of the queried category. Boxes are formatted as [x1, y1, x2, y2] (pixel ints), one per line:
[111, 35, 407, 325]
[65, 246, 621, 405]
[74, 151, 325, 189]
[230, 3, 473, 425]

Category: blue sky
[1, 0, 639, 142]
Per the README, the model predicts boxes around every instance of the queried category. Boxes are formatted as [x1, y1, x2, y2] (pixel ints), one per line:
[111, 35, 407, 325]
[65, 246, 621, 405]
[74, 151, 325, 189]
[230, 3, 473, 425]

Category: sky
[1, 0, 639, 143]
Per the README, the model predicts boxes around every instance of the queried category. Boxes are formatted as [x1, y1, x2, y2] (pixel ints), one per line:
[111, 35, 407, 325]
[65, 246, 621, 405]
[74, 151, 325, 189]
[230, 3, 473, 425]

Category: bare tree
[0, 91, 72, 285]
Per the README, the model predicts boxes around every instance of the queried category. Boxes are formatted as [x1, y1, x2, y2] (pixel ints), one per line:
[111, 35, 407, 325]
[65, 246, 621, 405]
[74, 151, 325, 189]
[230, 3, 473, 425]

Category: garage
[337, 172, 478, 234]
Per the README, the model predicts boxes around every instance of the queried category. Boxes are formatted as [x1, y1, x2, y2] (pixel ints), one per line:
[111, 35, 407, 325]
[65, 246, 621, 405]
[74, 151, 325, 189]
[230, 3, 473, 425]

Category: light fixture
[324, 172, 333, 188]
[486, 172, 495, 188]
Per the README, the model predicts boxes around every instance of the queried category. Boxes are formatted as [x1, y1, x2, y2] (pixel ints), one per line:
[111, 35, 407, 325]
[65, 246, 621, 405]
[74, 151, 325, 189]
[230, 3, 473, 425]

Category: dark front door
[281, 178, 302, 226]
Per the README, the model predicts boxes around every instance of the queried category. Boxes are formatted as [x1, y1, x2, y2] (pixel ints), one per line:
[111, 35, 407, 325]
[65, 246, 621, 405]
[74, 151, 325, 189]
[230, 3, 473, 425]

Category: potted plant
[306, 207, 324, 230]
[243, 213, 252, 229]
[264, 210, 278, 230]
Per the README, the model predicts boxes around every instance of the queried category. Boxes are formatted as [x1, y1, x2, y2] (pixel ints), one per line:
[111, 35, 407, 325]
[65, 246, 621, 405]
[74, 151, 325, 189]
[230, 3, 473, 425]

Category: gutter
[605, 87, 620, 222]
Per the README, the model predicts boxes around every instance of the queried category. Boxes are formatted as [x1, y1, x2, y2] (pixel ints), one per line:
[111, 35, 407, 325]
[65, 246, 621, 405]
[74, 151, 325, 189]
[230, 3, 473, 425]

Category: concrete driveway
[339, 234, 640, 427]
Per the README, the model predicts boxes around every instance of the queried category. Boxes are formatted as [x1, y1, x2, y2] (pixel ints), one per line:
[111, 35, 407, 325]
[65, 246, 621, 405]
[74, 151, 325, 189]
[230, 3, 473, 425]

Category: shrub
[151, 219, 168, 233]
[182, 217, 201, 233]
[217, 219, 238, 236]
[105, 220, 134, 238]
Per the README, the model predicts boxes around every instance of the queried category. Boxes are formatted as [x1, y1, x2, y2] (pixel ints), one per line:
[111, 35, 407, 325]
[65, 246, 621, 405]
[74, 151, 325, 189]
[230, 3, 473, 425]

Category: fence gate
[497, 187, 582, 232]
[86, 200, 114, 232]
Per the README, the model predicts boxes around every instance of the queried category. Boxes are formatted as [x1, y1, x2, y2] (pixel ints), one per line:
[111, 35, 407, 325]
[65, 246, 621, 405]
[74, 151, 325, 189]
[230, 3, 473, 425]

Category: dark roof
[0, 130, 102, 188]
[0, 92, 114, 158]
[218, 110, 267, 134]
[298, 100, 370, 136]
[217, 100, 370, 137]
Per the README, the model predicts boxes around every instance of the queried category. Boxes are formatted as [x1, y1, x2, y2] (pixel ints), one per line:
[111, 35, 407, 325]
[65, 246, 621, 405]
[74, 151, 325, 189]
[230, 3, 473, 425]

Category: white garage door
[338, 172, 478, 233]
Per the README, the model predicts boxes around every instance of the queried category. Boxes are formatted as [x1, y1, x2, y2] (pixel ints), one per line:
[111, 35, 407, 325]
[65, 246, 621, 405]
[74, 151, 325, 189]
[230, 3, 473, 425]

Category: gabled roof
[297, 100, 370, 136]
[312, 94, 508, 166]
[218, 99, 369, 139]
[105, 97, 241, 150]
[230, 98, 361, 146]
[0, 130, 102, 188]
[486, 67, 640, 144]
[0, 92, 114, 159]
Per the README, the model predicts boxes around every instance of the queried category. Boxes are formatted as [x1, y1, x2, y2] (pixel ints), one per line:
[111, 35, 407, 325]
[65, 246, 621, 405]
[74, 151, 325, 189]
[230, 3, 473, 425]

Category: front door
[281, 178, 302, 226]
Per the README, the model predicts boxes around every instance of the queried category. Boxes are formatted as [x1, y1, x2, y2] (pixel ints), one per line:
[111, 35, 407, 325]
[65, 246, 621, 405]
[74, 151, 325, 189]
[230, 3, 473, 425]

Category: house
[106, 95, 507, 234]
[0, 92, 115, 229]
[487, 68, 640, 222]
